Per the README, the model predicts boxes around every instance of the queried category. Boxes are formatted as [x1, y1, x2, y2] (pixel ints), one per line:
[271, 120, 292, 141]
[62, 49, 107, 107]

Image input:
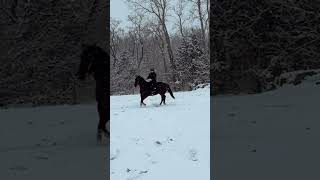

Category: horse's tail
[167, 85, 175, 99]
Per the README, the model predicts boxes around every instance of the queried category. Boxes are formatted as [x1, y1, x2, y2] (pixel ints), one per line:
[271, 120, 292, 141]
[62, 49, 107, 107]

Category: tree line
[110, 0, 210, 95]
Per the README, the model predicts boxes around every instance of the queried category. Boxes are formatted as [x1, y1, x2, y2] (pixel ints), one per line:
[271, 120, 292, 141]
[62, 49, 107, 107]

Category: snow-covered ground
[0, 104, 108, 180]
[2, 73, 318, 180]
[214, 75, 320, 180]
[110, 87, 210, 180]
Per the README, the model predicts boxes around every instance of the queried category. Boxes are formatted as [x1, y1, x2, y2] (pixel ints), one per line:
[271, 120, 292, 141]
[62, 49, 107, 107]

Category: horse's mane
[136, 75, 144, 79]
[82, 44, 108, 59]
[78, 44, 108, 79]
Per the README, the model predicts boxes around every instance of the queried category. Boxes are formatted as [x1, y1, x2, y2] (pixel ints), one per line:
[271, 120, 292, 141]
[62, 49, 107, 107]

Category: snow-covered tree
[175, 34, 209, 89]
[111, 51, 136, 94]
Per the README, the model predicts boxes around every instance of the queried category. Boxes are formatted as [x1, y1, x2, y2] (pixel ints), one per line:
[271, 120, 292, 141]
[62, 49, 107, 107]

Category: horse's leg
[160, 94, 164, 105]
[163, 94, 166, 105]
[140, 94, 147, 106]
[96, 82, 109, 139]
[97, 100, 107, 130]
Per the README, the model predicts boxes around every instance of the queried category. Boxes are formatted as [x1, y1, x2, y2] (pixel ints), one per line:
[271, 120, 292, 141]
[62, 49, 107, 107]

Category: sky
[110, 0, 130, 29]
[110, 0, 185, 33]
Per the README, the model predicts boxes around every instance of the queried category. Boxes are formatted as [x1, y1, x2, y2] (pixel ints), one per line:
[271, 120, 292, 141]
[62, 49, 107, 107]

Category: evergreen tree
[175, 35, 209, 88]
[111, 51, 136, 94]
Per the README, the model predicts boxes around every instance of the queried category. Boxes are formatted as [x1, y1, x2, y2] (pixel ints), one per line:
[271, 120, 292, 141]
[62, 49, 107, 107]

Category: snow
[110, 87, 210, 180]
[3, 74, 318, 180]
[214, 77, 320, 179]
[0, 104, 108, 180]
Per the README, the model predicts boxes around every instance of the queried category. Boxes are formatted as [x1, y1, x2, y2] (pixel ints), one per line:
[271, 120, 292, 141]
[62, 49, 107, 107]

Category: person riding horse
[146, 68, 157, 94]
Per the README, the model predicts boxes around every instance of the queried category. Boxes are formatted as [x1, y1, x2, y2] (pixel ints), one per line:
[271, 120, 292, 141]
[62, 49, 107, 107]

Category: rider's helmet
[150, 68, 155, 72]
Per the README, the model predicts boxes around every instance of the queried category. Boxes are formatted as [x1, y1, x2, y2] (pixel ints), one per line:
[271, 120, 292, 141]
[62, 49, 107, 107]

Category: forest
[211, 0, 320, 95]
[0, 0, 108, 106]
[110, 0, 210, 95]
[2, 0, 319, 106]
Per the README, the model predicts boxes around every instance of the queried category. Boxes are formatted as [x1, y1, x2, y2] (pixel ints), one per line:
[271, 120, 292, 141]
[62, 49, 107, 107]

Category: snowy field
[214, 75, 320, 180]
[110, 87, 210, 180]
[1, 73, 318, 180]
[0, 104, 108, 180]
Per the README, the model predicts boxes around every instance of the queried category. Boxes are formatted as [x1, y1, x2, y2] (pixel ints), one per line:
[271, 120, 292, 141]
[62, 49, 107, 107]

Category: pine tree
[111, 51, 136, 94]
[175, 34, 209, 89]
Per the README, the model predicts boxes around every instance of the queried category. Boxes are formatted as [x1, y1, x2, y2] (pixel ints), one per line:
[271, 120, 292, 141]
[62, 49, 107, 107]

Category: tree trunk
[197, 0, 206, 50]
[178, 14, 185, 38]
[161, 23, 176, 81]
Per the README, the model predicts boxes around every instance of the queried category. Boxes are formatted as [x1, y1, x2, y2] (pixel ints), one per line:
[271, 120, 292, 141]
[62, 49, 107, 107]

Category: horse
[134, 75, 175, 106]
[77, 44, 109, 141]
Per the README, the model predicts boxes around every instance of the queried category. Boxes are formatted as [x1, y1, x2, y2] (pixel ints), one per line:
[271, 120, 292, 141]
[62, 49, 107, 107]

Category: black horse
[77, 44, 109, 140]
[134, 75, 175, 106]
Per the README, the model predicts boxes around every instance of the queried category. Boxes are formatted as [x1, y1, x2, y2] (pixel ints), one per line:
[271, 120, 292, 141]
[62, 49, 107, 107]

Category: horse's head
[134, 75, 144, 87]
[77, 44, 100, 80]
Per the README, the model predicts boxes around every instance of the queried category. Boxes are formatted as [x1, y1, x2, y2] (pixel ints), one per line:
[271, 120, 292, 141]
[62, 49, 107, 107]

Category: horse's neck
[139, 79, 147, 87]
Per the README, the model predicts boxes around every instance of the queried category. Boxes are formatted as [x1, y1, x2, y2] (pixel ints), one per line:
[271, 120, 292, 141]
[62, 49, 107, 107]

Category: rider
[147, 68, 157, 94]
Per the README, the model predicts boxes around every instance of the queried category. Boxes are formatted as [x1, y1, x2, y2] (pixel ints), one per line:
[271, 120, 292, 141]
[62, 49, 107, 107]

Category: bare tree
[127, 0, 177, 81]
[189, 0, 208, 49]
[128, 12, 147, 69]
[110, 18, 122, 67]
[150, 22, 168, 73]
[173, 0, 188, 38]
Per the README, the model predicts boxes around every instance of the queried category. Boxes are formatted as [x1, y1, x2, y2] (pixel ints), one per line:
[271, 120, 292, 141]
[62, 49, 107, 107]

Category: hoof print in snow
[227, 112, 236, 117]
[27, 120, 33, 125]
[155, 141, 162, 146]
[151, 160, 158, 164]
[250, 120, 257, 124]
[126, 169, 149, 180]
[36, 138, 57, 147]
[248, 144, 257, 152]
[306, 127, 311, 134]
[166, 137, 174, 143]
[41, 138, 49, 142]
[9, 165, 28, 172]
[189, 149, 199, 161]
[139, 170, 148, 174]
[145, 153, 151, 157]
[316, 81, 320, 85]
[111, 149, 120, 160]
[34, 154, 49, 160]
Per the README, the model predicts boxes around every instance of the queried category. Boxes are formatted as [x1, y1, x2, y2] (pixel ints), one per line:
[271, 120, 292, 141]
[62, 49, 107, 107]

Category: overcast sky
[110, 0, 183, 33]
[110, 0, 206, 35]
[110, 0, 129, 28]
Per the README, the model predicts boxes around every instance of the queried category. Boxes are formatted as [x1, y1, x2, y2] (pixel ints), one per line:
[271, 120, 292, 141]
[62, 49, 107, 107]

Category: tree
[189, 0, 208, 50]
[173, 0, 188, 38]
[176, 34, 209, 88]
[110, 18, 122, 67]
[128, 12, 148, 69]
[127, 0, 177, 81]
[150, 22, 168, 73]
[111, 51, 136, 94]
